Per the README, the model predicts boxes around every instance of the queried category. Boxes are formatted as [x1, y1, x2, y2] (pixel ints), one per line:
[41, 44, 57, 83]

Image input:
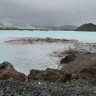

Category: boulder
[0, 61, 27, 82]
[60, 54, 76, 64]
[28, 68, 72, 83]
[60, 53, 96, 73]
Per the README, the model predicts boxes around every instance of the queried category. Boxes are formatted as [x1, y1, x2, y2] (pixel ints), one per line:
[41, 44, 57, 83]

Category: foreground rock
[28, 68, 72, 83]
[61, 53, 96, 73]
[58, 52, 96, 84]
[0, 80, 96, 96]
[0, 61, 27, 82]
[0, 61, 96, 95]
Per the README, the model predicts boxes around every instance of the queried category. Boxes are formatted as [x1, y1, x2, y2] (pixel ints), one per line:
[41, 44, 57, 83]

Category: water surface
[0, 30, 96, 43]
[0, 30, 96, 75]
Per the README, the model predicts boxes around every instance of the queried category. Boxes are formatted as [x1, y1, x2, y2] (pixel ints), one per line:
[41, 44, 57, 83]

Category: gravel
[0, 80, 96, 96]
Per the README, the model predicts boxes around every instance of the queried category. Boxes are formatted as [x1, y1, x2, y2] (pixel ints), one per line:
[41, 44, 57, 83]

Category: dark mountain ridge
[75, 23, 96, 31]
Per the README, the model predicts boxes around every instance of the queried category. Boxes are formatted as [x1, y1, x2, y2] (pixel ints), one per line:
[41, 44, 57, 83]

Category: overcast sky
[0, 0, 96, 26]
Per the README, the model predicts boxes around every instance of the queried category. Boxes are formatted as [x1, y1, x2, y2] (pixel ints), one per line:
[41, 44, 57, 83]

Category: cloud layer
[0, 0, 96, 26]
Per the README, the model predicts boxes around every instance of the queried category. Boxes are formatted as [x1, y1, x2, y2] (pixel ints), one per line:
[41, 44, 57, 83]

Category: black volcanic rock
[75, 23, 96, 31]
[0, 61, 27, 82]
[60, 54, 76, 64]
[28, 68, 72, 83]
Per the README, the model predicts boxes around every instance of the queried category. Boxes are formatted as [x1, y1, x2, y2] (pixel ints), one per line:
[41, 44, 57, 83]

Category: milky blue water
[0, 30, 96, 75]
[0, 30, 96, 43]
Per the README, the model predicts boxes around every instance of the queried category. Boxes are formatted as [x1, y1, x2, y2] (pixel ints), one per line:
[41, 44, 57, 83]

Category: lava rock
[60, 54, 76, 64]
[0, 61, 28, 82]
[28, 68, 72, 83]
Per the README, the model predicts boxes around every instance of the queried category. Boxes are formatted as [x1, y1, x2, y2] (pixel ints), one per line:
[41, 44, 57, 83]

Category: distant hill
[75, 23, 96, 31]
[0, 23, 78, 31]
[43, 25, 78, 31]
[59, 25, 78, 31]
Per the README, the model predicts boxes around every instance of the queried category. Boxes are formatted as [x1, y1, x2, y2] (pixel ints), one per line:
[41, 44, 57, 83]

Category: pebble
[0, 80, 96, 96]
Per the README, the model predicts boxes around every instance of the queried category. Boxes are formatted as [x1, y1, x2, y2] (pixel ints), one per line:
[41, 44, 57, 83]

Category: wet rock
[28, 68, 72, 83]
[0, 61, 27, 82]
[60, 54, 76, 64]
[5, 37, 76, 44]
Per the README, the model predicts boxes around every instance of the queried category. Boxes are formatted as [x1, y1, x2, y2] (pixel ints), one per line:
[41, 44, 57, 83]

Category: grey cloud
[0, 0, 96, 26]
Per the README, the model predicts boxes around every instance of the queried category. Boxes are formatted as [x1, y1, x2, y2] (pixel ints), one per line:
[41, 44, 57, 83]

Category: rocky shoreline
[5, 37, 77, 44]
[0, 61, 71, 83]
[1, 37, 96, 95]
[51, 42, 96, 57]
[1, 50, 96, 96]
